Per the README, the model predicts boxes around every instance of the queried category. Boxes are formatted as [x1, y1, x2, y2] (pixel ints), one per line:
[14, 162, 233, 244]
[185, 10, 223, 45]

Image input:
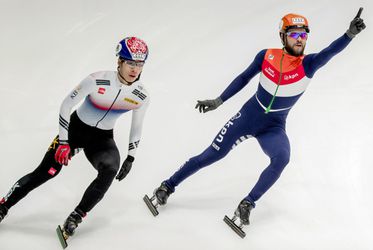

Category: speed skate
[143, 194, 160, 216]
[56, 225, 70, 249]
[223, 214, 247, 238]
[143, 182, 173, 216]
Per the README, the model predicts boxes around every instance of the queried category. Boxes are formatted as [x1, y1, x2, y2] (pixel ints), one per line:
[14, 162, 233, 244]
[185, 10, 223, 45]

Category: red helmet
[279, 13, 310, 33]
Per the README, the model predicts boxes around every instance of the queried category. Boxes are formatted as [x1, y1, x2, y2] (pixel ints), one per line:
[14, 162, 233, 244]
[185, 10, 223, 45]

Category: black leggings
[2, 112, 120, 214]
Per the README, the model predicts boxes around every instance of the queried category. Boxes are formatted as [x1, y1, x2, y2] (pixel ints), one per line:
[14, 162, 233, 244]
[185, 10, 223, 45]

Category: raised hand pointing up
[346, 7, 366, 38]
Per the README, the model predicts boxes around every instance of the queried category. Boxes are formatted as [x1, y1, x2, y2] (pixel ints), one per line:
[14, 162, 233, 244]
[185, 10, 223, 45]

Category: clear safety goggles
[123, 60, 145, 67]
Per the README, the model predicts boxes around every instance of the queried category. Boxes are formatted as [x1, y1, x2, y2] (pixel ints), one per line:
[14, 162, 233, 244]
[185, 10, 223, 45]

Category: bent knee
[98, 159, 120, 175]
[271, 149, 290, 168]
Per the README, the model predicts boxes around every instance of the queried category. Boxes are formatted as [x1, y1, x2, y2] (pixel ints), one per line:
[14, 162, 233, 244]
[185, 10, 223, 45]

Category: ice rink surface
[0, 0, 372, 249]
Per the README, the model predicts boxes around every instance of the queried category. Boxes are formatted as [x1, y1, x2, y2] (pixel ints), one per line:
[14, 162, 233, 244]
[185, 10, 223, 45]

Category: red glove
[55, 144, 71, 166]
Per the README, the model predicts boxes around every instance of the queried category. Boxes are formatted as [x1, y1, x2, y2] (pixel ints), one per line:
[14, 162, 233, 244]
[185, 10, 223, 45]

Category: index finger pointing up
[355, 7, 363, 18]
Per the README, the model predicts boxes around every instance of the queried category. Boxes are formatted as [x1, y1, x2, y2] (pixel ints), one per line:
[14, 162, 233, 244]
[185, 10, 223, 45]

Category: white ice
[0, 0, 373, 249]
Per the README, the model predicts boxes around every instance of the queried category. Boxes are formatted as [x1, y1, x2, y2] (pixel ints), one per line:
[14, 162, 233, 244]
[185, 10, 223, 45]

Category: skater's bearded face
[283, 28, 308, 56]
[117, 59, 144, 84]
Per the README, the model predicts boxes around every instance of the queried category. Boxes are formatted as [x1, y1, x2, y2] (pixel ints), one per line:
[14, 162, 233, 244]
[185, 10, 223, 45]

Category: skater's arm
[127, 96, 150, 157]
[115, 94, 149, 181]
[303, 34, 352, 78]
[303, 8, 366, 78]
[220, 49, 265, 102]
[58, 75, 95, 143]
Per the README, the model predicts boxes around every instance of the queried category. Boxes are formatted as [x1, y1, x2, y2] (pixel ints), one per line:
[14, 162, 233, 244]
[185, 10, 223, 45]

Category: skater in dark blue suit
[143, 10, 366, 234]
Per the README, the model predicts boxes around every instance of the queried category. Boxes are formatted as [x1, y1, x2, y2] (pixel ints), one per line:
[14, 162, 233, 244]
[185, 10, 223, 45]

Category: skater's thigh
[210, 111, 253, 155]
[16, 135, 80, 185]
[83, 139, 120, 171]
[256, 127, 290, 158]
[32, 136, 64, 175]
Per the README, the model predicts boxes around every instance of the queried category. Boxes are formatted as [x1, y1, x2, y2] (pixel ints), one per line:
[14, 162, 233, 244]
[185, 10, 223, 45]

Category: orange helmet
[279, 13, 310, 33]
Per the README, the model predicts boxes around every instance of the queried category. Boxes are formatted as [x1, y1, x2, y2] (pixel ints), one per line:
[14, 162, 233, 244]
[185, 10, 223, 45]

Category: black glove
[195, 97, 223, 113]
[346, 7, 366, 39]
[116, 155, 134, 181]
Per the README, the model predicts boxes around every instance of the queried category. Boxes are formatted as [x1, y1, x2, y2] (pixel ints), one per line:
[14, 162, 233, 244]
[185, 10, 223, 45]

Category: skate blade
[223, 215, 246, 239]
[143, 194, 159, 216]
[56, 225, 69, 249]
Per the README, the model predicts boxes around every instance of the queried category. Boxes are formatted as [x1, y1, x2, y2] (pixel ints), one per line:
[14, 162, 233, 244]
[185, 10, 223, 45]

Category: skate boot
[0, 203, 8, 223]
[235, 199, 254, 225]
[224, 199, 254, 238]
[143, 181, 173, 216]
[56, 209, 85, 249]
[154, 181, 173, 205]
[63, 210, 84, 236]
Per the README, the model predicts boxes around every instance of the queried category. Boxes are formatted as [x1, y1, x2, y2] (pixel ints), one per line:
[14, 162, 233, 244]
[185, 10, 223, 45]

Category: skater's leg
[1, 136, 66, 209]
[75, 139, 120, 213]
[165, 111, 252, 191]
[165, 147, 228, 191]
[0, 203, 8, 223]
[244, 127, 290, 205]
